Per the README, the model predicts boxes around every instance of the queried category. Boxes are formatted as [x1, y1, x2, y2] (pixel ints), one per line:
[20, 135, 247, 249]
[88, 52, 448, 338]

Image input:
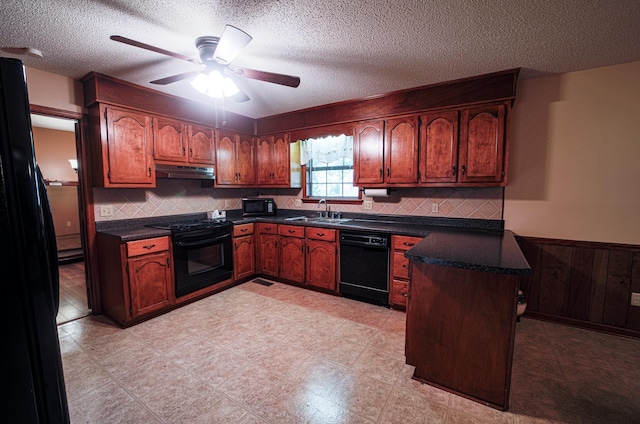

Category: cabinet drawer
[393, 235, 422, 251]
[233, 223, 254, 237]
[392, 251, 411, 279]
[127, 236, 170, 257]
[257, 223, 278, 234]
[306, 227, 336, 242]
[278, 224, 305, 238]
[390, 278, 409, 307]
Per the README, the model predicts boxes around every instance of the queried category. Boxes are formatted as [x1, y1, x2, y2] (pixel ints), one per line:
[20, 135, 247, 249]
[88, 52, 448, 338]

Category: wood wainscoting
[515, 236, 640, 338]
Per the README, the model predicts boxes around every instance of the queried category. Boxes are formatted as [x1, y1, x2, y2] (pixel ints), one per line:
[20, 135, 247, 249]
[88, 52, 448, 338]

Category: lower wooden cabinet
[305, 227, 337, 291]
[96, 234, 174, 326]
[389, 235, 423, 310]
[278, 225, 306, 283]
[256, 223, 279, 277]
[233, 223, 255, 280]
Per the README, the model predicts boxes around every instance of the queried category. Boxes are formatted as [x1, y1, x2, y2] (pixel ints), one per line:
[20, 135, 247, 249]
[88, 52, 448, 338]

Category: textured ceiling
[2, 0, 640, 119]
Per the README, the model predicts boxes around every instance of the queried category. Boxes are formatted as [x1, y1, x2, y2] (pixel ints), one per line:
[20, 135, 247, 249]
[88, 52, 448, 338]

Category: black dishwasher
[339, 231, 390, 306]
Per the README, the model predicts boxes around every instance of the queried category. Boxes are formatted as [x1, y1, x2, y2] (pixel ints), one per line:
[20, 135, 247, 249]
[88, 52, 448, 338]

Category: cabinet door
[354, 120, 384, 185]
[419, 111, 459, 183]
[234, 234, 255, 280]
[306, 240, 337, 291]
[459, 104, 506, 183]
[128, 251, 172, 317]
[257, 233, 279, 277]
[272, 134, 290, 186]
[256, 136, 274, 185]
[279, 237, 305, 283]
[236, 135, 256, 185]
[105, 107, 155, 186]
[385, 116, 419, 184]
[215, 131, 237, 185]
[153, 117, 186, 162]
[188, 124, 215, 165]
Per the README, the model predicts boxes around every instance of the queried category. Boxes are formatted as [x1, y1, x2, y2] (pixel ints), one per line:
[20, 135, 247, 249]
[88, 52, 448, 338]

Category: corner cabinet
[353, 116, 419, 186]
[89, 105, 156, 188]
[96, 234, 173, 326]
[257, 134, 290, 187]
[215, 130, 256, 186]
[419, 103, 508, 186]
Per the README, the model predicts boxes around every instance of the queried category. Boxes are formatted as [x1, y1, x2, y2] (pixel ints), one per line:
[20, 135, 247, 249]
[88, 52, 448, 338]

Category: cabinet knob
[317, 233, 325, 236]
[241, 228, 248, 232]
[403, 242, 414, 247]
[143, 244, 156, 250]
[379, 169, 383, 177]
[401, 292, 408, 297]
[452, 165, 457, 175]
[387, 168, 390, 177]
[461, 165, 466, 175]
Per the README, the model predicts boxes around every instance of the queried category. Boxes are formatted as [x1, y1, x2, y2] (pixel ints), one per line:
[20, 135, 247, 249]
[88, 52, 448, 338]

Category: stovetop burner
[146, 219, 233, 233]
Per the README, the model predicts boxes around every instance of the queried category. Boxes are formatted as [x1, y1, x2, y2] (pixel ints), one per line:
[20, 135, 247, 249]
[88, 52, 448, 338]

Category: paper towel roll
[363, 188, 390, 197]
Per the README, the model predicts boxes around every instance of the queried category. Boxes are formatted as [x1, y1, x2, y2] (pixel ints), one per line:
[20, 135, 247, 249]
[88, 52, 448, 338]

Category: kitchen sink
[283, 216, 352, 224]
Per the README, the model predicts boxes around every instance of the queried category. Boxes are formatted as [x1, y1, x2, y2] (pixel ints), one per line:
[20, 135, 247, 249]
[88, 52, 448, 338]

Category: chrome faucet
[317, 199, 328, 217]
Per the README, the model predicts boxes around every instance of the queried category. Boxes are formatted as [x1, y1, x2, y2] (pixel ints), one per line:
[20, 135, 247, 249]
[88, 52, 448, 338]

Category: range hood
[155, 164, 215, 180]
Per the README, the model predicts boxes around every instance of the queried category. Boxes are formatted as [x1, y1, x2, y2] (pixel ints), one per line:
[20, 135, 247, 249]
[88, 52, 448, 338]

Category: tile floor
[57, 261, 91, 325]
[58, 280, 640, 423]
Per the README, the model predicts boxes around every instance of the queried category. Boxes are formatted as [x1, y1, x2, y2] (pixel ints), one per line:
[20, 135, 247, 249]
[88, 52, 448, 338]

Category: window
[300, 134, 360, 200]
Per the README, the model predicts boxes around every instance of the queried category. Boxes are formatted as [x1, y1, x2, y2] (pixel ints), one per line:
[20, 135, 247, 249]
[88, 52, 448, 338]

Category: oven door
[173, 231, 233, 298]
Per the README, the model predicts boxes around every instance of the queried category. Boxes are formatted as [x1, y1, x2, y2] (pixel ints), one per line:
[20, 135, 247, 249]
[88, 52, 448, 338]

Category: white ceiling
[2, 0, 640, 119]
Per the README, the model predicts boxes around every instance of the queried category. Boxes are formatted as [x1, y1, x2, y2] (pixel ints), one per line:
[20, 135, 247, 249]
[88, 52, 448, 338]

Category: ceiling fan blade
[110, 35, 200, 64]
[150, 70, 201, 85]
[213, 25, 252, 64]
[231, 88, 250, 103]
[228, 67, 300, 88]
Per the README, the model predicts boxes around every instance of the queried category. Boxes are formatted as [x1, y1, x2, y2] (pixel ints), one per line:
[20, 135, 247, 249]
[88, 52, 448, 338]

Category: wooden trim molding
[257, 68, 520, 134]
[515, 235, 640, 338]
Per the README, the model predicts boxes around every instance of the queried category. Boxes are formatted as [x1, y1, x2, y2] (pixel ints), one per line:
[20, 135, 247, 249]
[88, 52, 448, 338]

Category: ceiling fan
[110, 25, 300, 102]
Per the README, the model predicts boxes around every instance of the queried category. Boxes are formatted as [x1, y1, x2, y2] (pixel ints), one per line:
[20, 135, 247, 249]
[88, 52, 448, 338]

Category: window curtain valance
[299, 134, 352, 165]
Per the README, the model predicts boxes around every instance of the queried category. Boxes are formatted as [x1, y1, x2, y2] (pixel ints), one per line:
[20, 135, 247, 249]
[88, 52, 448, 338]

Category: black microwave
[242, 198, 277, 217]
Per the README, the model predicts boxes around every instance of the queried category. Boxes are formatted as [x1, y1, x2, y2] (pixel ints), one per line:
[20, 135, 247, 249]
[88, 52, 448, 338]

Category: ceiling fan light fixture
[213, 25, 252, 64]
[190, 70, 239, 99]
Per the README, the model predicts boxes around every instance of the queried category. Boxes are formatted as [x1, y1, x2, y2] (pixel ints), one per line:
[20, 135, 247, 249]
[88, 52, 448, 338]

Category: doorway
[30, 113, 91, 324]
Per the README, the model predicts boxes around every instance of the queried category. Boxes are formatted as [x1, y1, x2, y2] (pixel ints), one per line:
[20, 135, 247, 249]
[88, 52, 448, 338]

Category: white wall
[505, 60, 640, 245]
[25, 67, 84, 113]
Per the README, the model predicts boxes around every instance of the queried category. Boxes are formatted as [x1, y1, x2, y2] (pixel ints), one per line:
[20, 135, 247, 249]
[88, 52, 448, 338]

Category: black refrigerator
[0, 57, 70, 422]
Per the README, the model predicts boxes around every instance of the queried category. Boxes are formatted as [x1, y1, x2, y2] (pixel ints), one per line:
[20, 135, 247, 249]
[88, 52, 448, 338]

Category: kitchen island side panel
[406, 262, 519, 410]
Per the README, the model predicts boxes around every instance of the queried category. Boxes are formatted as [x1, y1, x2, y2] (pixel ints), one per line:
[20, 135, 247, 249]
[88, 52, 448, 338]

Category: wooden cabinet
[233, 223, 255, 280]
[256, 223, 279, 277]
[305, 227, 337, 291]
[153, 117, 186, 163]
[389, 235, 422, 310]
[215, 130, 256, 186]
[257, 133, 290, 186]
[354, 116, 418, 186]
[186, 124, 215, 165]
[419, 104, 507, 185]
[459, 104, 506, 183]
[278, 225, 305, 283]
[92, 105, 155, 188]
[96, 234, 173, 326]
[419, 111, 459, 184]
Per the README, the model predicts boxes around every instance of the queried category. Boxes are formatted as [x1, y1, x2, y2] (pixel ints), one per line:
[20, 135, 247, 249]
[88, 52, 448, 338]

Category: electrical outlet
[363, 200, 373, 210]
[295, 199, 302, 207]
[631, 292, 640, 307]
[100, 205, 114, 217]
[66, 221, 71, 227]
[224, 200, 230, 208]
[432, 203, 439, 213]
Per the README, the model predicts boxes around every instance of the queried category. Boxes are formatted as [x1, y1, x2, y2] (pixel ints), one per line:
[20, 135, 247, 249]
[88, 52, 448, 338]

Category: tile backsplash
[94, 179, 503, 222]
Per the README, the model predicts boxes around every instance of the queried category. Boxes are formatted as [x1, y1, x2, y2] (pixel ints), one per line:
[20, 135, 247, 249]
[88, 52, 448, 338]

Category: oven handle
[174, 232, 231, 248]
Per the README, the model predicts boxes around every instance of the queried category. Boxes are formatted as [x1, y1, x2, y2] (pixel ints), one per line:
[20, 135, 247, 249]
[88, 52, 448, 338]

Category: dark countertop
[96, 210, 530, 275]
[404, 228, 531, 275]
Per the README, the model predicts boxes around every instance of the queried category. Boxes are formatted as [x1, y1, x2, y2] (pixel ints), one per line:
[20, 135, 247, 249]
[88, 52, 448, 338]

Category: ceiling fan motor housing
[195, 36, 220, 62]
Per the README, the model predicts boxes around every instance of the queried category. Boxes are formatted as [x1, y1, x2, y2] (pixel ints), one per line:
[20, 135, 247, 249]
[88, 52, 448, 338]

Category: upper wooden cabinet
[215, 130, 256, 186]
[91, 105, 155, 188]
[459, 104, 506, 183]
[419, 103, 508, 186]
[353, 116, 419, 186]
[153, 118, 215, 165]
[419, 111, 459, 184]
[257, 133, 290, 187]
